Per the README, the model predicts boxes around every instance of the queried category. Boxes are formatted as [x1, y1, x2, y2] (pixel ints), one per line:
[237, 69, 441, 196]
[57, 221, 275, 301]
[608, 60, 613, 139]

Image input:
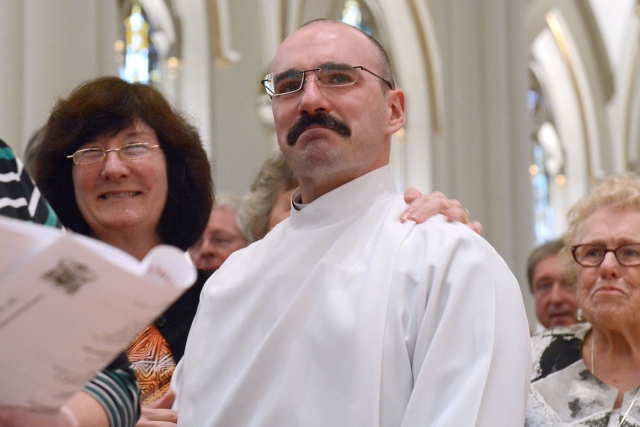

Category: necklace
[620, 389, 640, 426]
[591, 332, 594, 373]
[591, 333, 640, 426]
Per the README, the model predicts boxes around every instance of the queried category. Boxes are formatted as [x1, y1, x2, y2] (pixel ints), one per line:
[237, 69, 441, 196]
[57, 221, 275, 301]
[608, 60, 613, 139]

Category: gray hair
[214, 193, 242, 213]
[212, 192, 247, 242]
[238, 153, 297, 243]
[560, 172, 640, 282]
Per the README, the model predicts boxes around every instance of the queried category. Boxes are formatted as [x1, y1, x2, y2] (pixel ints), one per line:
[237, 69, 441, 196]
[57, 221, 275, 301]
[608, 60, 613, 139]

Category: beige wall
[0, 1, 118, 155]
[16, 0, 640, 324]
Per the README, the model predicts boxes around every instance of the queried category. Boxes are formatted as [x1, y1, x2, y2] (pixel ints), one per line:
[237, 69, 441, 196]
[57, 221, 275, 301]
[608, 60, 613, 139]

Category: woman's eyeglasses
[571, 243, 640, 267]
[67, 143, 160, 165]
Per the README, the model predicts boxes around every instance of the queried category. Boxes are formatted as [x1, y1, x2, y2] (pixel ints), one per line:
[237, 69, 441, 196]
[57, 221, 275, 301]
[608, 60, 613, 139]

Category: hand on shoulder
[401, 188, 482, 234]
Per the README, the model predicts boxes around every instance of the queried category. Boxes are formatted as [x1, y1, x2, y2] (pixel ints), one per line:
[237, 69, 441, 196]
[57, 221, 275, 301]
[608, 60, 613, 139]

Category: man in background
[527, 238, 579, 329]
[189, 193, 248, 271]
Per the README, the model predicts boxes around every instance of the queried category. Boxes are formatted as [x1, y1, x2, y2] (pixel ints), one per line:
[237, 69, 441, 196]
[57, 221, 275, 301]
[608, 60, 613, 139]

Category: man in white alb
[174, 19, 531, 426]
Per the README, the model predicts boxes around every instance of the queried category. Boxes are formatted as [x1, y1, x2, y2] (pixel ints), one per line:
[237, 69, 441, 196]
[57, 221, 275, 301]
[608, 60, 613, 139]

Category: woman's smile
[99, 190, 142, 200]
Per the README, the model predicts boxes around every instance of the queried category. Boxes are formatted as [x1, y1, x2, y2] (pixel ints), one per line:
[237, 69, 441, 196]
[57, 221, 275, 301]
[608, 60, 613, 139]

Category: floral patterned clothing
[527, 323, 640, 426]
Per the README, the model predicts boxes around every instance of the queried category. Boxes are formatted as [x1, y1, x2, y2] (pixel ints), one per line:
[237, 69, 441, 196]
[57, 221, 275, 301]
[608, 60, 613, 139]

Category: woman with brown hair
[0, 76, 212, 427]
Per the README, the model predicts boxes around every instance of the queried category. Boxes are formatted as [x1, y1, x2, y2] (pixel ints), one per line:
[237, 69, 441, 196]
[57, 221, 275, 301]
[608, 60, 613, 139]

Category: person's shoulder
[532, 322, 590, 342]
[0, 139, 18, 171]
[393, 211, 513, 285]
[531, 323, 590, 353]
[404, 213, 488, 252]
[206, 229, 275, 279]
[409, 210, 478, 234]
[530, 323, 589, 381]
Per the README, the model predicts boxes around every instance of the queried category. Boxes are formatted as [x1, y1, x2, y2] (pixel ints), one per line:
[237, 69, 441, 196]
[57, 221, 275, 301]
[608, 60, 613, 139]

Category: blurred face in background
[189, 208, 248, 271]
[532, 254, 578, 328]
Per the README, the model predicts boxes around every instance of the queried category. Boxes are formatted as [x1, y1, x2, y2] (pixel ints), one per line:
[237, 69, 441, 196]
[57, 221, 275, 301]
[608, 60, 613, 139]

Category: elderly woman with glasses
[527, 173, 640, 426]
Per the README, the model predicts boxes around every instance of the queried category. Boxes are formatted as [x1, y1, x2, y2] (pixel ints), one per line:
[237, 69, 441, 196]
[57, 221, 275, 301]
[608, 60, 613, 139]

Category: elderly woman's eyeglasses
[261, 62, 394, 97]
[194, 232, 244, 250]
[66, 143, 160, 165]
[571, 244, 640, 267]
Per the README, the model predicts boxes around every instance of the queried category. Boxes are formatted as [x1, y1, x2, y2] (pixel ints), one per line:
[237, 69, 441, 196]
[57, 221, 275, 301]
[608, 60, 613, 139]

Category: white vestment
[174, 166, 531, 426]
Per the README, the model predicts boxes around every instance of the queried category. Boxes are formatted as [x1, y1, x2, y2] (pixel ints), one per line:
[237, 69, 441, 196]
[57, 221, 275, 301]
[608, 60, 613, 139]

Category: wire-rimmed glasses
[193, 232, 245, 250]
[261, 62, 394, 97]
[66, 142, 160, 165]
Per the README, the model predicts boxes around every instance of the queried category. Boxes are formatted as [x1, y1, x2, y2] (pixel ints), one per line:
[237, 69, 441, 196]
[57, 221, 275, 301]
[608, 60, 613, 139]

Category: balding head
[269, 19, 405, 203]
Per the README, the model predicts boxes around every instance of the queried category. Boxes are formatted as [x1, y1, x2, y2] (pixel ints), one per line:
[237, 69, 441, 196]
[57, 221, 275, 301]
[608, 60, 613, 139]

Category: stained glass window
[341, 0, 371, 35]
[528, 70, 565, 244]
[117, 0, 160, 86]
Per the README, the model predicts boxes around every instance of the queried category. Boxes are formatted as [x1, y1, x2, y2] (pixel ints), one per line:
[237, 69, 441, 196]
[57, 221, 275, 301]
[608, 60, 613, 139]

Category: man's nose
[549, 282, 567, 303]
[298, 73, 330, 115]
[199, 237, 218, 254]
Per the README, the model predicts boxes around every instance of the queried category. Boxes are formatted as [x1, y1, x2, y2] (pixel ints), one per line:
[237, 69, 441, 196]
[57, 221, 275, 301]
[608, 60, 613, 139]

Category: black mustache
[286, 114, 351, 146]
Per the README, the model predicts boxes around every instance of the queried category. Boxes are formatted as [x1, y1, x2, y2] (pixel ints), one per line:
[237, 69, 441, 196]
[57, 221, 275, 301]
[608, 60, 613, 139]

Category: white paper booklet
[0, 215, 197, 410]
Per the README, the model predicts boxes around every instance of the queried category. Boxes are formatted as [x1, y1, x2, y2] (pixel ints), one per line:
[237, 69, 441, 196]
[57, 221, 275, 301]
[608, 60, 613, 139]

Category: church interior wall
[5, 0, 640, 325]
[209, 0, 276, 197]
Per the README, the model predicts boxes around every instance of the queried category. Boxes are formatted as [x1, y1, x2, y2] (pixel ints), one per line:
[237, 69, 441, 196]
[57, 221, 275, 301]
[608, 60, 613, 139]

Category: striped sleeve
[0, 140, 60, 227]
[82, 353, 141, 427]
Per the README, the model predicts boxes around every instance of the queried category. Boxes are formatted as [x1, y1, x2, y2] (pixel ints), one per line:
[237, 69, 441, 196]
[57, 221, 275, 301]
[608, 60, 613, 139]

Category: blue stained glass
[532, 143, 555, 245]
[119, 1, 160, 86]
[341, 1, 372, 35]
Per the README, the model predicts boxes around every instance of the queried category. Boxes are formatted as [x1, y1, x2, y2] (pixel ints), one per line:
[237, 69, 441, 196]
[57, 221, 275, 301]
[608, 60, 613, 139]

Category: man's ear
[386, 89, 406, 135]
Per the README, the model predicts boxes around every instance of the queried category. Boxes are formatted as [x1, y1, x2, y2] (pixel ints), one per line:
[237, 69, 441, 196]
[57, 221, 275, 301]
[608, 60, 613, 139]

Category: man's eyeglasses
[571, 243, 640, 267]
[194, 232, 245, 249]
[532, 280, 575, 296]
[67, 142, 160, 165]
[261, 62, 394, 97]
